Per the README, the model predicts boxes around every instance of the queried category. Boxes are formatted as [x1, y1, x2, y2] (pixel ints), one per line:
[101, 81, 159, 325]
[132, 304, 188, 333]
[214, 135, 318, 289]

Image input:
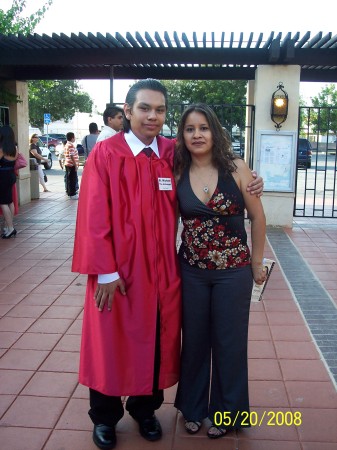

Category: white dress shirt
[96, 125, 117, 143]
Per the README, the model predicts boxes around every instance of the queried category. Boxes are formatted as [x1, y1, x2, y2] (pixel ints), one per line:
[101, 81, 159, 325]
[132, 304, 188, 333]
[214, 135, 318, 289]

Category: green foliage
[1, 2, 93, 126]
[28, 80, 93, 129]
[163, 80, 246, 105]
[0, 0, 53, 105]
[310, 84, 337, 136]
[0, 0, 53, 35]
[161, 80, 247, 131]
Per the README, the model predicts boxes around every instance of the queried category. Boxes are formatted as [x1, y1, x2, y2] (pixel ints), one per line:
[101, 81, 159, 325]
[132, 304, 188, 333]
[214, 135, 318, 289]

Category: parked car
[232, 138, 245, 157]
[297, 138, 312, 168]
[222, 128, 245, 157]
[40, 134, 66, 151]
[160, 124, 176, 139]
[38, 136, 59, 151]
[44, 133, 66, 141]
[35, 138, 53, 170]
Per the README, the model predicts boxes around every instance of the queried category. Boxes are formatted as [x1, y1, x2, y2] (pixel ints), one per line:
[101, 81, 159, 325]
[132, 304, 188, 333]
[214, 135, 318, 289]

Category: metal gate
[294, 106, 337, 218]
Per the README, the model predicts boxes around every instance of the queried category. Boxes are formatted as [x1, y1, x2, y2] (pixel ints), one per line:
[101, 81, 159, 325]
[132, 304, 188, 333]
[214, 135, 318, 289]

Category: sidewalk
[0, 167, 337, 450]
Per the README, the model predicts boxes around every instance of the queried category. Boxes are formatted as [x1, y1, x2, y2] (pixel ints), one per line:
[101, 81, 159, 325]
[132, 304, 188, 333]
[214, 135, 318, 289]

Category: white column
[253, 65, 301, 228]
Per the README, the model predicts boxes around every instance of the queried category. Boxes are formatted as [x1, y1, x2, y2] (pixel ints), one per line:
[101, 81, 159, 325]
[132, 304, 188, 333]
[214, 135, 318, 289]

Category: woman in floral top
[174, 104, 266, 438]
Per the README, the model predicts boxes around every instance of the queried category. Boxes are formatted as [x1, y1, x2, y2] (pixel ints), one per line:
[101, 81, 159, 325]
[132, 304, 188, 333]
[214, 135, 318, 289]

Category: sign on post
[44, 113, 51, 124]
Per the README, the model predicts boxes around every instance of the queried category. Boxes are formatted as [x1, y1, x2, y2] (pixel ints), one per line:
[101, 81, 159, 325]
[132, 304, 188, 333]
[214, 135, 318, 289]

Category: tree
[0, 0, 53, 35]
[161, 80, 247, 132]
[0, 0, 54, 105]
[0, 2, 94, 126]
[28, 80, 93, 129]
[163, 80, 246, 105]
[310, 84, 337, 138]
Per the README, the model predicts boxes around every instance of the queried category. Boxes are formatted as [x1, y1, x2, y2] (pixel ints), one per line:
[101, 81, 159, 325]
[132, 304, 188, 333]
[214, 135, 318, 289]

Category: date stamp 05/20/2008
[213, 411, 302, 427]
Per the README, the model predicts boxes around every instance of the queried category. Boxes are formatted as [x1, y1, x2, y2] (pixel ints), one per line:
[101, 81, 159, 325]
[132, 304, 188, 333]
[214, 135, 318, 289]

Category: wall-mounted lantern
[271, 82, 289, 130]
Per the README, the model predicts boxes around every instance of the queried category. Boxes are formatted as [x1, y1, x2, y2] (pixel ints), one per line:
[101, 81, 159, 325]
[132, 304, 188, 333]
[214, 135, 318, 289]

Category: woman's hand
[252, 264, 267, 285]
[94, 278, 126, 311]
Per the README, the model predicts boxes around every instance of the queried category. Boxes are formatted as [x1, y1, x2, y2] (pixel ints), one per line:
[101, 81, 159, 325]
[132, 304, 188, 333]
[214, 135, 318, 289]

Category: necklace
[191, 166, 215, 194]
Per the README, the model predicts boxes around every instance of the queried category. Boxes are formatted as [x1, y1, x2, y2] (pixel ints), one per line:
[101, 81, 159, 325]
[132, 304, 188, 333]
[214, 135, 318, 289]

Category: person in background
[173, 103, 266, 438]
[64, 132, 79, 200]
[82, 122, 99, 158]
[72, 79, 264, 450]
[29, 134, 49, 192]
[56, 139, 68, 192]
[96, 106, 124, 143]
[0, 125, 18, 239]
[56, 139, 66, 170]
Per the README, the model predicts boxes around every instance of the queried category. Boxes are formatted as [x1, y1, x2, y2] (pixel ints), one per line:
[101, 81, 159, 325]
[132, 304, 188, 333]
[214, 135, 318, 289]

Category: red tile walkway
[0, 167, 337, 449]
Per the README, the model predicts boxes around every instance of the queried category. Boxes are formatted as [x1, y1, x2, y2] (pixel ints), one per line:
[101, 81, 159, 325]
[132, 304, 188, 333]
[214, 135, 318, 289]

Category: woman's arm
[233, 159, 267, 285]
[30, 148, 48, 163]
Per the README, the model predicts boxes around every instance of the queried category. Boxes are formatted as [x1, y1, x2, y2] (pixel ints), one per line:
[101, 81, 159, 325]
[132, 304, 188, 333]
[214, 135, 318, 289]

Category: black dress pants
[65, 165, 77, 197]
[89, 389, 164, 426]
[88, 311, 163, 426]
[174, 263, 253, 428]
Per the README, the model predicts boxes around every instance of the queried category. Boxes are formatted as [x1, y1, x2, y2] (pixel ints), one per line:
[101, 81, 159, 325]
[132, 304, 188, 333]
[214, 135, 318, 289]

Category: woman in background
[29, 133, 50, 192]
[0, 125, 18, 239]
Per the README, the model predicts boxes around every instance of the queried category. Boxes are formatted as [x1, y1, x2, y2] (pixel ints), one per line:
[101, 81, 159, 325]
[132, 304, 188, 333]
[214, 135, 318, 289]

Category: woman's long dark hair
[174, 103, 237, 178]
[0, 125, 17, 157]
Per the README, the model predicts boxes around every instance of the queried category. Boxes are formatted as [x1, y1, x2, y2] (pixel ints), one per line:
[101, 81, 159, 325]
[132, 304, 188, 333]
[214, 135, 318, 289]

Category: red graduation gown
[72, 132, 181, 396]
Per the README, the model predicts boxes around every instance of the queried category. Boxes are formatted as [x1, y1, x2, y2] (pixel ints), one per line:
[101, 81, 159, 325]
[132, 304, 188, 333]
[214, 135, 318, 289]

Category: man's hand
[94, 278, 126, 312]
[247, 170, 264, 197]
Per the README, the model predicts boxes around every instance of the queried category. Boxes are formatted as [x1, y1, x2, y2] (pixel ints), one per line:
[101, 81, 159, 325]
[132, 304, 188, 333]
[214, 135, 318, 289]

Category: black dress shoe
[135, 415, 162, 441]
[93, 424, 116, 450]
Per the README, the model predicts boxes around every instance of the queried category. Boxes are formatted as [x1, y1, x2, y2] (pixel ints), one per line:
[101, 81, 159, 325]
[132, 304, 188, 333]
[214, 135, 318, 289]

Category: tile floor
[0, 167, 337, 449]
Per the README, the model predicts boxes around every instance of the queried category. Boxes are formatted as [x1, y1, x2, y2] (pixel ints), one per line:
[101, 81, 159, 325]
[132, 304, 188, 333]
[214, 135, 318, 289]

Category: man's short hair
[66, 132, 75, 141]
[103, 106, 124, 126]
[89, 122, 98, 133]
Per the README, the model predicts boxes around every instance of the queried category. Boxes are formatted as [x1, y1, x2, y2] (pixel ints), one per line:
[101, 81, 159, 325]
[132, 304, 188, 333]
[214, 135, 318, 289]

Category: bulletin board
[255, 131, 296, 192]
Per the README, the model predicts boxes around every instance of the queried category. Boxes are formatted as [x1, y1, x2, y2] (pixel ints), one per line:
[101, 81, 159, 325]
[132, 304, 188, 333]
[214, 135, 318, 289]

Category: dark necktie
[142, 147, 153, 158]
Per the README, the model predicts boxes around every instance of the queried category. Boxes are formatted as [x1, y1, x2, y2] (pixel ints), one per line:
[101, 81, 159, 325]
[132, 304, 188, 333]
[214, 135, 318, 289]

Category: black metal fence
[294, 106, 337, 218]
[0, 105, 9, 126]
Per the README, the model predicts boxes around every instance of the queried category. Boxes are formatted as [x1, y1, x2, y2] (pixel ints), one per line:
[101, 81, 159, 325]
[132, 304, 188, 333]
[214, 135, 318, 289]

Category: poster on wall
[256, 131, 296, 192]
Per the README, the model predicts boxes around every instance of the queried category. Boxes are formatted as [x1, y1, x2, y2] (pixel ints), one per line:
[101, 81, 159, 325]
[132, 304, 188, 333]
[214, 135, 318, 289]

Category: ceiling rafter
[0, 31, 336, 82]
